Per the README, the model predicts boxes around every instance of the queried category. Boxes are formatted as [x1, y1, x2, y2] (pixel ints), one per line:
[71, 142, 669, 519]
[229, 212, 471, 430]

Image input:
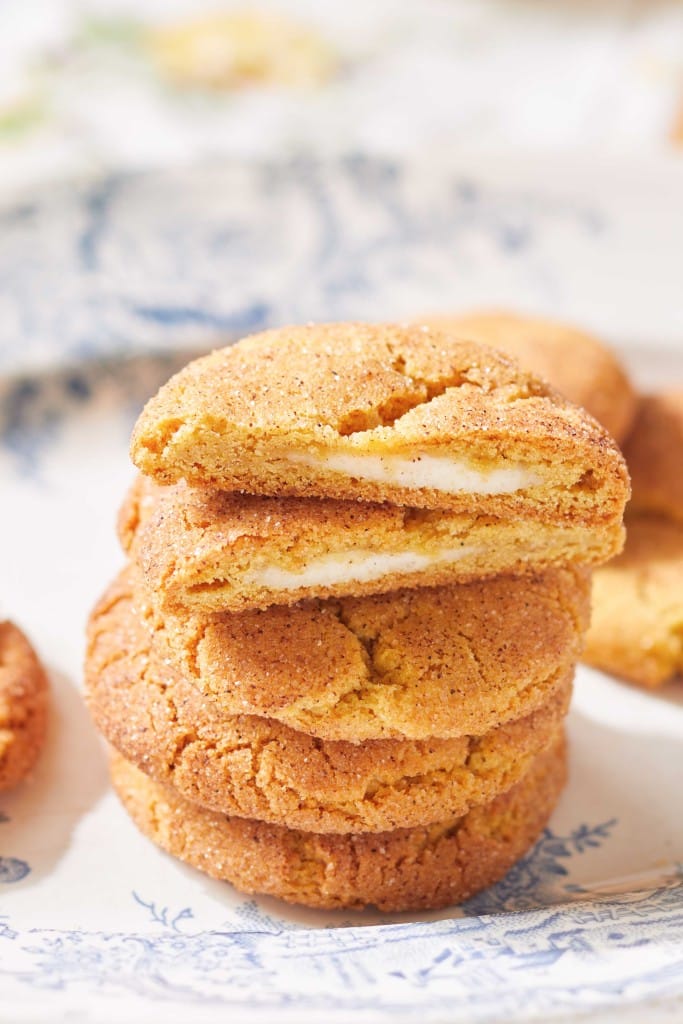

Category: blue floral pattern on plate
[1, 159, 682, 1023]
[0, 813, 30, 884]
[2, 868, 682, 1019]
[0, 157, 606, 377]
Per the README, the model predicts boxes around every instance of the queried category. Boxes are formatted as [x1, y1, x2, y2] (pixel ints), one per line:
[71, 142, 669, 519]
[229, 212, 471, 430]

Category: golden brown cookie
[115, 561, 588, 742]
[583, 514, 683, 688]
[130, 323, 629, 526]
[425, 311, 637, 443]
[110, 736, 567, 912]
[86, 574, 571, 833]
[122, 476, 618, 615]
[0, 621, 49, 791]
[622, 391, 683, 524]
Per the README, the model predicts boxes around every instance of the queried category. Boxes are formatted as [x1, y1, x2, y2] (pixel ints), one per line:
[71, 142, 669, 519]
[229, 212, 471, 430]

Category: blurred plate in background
[0, 154, 682, 377]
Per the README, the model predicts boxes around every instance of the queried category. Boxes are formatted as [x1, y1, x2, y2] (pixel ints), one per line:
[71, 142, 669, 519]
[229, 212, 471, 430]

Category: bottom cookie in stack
[110, 736, 567, 913]
[111, 737, 565, 913]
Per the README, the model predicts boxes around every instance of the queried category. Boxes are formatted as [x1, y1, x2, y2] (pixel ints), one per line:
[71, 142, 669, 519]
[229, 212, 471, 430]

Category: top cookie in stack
[128, 322, 628, 614]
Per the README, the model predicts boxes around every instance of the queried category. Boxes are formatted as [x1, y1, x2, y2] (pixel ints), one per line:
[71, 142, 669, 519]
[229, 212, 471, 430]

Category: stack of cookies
[86, 323, 629, 912]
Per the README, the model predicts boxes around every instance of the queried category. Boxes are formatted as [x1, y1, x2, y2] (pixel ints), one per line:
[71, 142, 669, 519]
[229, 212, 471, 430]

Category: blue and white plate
[0, 156, 682, 1024]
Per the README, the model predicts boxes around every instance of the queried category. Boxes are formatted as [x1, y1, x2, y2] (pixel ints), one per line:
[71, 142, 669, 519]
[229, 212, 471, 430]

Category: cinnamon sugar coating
[120, 475, 618, 614]
[94, 565, 588, 742]
[86, 574, 571, 833]
[110, 736, 567, 912]
[130, 323, 629, 524]
[623, 390, 683, 523]
[0, 621, 48, 790]
[584, 514, 683, 688]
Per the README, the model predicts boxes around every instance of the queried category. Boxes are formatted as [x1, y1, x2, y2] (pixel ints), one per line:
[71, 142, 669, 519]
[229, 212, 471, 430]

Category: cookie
[583, 514, 683, 688]
[425, 311, 637, 443]
[622, 390, 683, 524]
[111, 735, 567, 912]
[130, 323, 629, 526]
[86, 574, 571, 832]
[117, 561, 588, 742]
[121, 476, 618, 614]
[0, 621, 49, 791]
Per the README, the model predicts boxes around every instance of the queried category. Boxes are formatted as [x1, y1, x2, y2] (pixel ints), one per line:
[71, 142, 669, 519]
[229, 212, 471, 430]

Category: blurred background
[2, 0, 683, 197]
[2, 0, 683, 374]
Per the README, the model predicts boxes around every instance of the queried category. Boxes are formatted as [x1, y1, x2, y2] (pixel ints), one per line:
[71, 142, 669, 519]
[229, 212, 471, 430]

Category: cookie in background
[0, 621, 48, 791]
[583, 388, 683, 690]
[621, 390, 683, 524]
[583, 515, 683, 689]
[422, 311, 637, 444]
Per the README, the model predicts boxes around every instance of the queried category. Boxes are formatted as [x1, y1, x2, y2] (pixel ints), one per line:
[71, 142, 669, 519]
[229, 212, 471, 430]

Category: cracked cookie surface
[425, 311, 637, 443]
[110, 562, 588, 742]
[583, 514, 683, 688]
[0, 621, 49, 791]
[129, 322, 629, 525]
[110, 736, 567, 912]
[86, 573, 571, 832]
[121, 475, 618, 614]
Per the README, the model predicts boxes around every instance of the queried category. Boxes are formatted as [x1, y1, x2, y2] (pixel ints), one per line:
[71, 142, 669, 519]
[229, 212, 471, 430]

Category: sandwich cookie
[110, 736, 567, 912]
[86, 573, 571, 832]
[130, 323, 629, 525]
[121, 475, 615, 615]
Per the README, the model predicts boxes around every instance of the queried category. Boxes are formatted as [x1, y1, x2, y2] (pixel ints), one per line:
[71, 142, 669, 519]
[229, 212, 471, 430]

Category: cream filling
[286, 451, 542, 494]
[245, 546, 476, 591]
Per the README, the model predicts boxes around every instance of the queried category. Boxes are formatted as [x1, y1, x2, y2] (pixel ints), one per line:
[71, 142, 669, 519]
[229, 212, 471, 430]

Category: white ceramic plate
[0, 157, 682, 1024]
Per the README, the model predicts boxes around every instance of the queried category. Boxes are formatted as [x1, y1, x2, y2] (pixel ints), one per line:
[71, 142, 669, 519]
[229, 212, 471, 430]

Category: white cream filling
[245, 546, 476, 591]
[286, 451, 542, 494]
